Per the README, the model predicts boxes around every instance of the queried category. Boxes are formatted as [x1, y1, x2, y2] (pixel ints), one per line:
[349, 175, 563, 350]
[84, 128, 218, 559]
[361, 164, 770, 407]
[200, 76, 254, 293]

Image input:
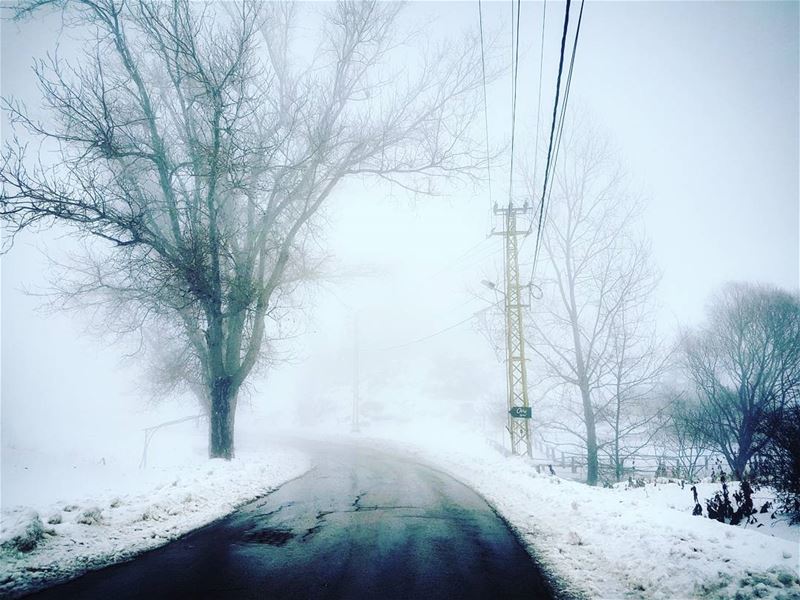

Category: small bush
[701, 476, 760, 526]
[627, 477, 646, 489]
[76, 507, 103, 525]
[759, 406, 800, 524]
[139, 504, 166, 522]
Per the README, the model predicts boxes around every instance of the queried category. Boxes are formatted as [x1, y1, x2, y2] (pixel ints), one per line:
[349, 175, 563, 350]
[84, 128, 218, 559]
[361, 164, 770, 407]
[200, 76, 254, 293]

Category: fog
[1, 0, 797, 473]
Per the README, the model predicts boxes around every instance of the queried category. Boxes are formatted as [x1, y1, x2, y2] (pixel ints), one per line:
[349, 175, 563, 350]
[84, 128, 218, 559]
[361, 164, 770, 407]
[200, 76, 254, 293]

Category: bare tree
[599, 310, 669, 482]
[141, 241, 317, 412]
[525, 129, 662, 485]
[1, 0, 487, 458]
[682, 282, 800, 479]
[658, 391, 711, 482]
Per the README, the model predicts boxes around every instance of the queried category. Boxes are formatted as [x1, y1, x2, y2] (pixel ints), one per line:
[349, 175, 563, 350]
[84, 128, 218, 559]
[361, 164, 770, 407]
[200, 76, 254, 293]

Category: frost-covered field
[338, 425, 800, 600]
[0, 439, 311, 598]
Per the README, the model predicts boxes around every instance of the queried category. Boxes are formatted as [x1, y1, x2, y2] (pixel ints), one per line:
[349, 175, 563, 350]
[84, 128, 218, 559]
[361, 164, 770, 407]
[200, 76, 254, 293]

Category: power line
[519, 0, 548, 248]
[478, 0, 494, 219]
[508, 0, 522, 208]
[429, 235, 498, 278]
[531, 0, 548, 206]
[532, 0, 572, 265]
[549, 0, 586, 202]
[374, 302, 500, 352]
[532, 0, 586, 281]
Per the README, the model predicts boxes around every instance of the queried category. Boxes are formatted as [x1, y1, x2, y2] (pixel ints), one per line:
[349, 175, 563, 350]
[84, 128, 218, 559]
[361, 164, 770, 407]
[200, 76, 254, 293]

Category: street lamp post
[352, 312, 360, 433]
[325, 288, 363, 434]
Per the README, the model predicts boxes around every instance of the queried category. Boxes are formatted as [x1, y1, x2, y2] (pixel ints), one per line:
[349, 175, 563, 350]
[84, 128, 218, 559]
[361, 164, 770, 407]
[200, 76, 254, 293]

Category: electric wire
[531, 0, 585, 281]
[478, 0, 494, 223]
[519, 0, 549, 249]
[527, 0, 571, 283]
[508, 0, 522, 208]
[533, 0, 571, 261]
[549, 0, 586, 201]
[539, 0, 585, 244]
[531, 0, 548, 212]
[429, 235, 497, 278]
[374, 301, 501, 352]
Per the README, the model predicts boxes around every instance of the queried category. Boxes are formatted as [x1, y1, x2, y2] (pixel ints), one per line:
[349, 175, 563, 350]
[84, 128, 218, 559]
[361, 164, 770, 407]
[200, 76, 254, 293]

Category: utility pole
[493, 203, 533, 457]
[351, 313, 360, 433]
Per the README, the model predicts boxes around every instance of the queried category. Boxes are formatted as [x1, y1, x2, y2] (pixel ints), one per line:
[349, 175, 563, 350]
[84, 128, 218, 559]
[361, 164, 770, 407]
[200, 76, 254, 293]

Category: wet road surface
[26, 443, 556, 599]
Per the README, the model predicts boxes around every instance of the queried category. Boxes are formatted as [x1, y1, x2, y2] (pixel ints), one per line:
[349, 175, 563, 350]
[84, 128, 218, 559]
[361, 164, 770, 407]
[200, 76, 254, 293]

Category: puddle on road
[242, 527, 296, 546]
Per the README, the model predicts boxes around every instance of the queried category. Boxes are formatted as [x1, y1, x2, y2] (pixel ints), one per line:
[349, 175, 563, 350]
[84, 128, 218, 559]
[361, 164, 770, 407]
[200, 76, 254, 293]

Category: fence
[500, 436, 722, 484]
[139, 414, 205, 468]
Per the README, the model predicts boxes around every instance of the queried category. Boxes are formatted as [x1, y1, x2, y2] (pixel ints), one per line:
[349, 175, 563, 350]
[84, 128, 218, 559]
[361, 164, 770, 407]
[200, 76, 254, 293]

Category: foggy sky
[1, 2, 798, 459]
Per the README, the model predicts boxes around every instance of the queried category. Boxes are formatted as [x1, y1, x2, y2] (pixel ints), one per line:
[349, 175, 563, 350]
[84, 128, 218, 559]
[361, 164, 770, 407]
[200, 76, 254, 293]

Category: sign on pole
[509, 406, 532, 419]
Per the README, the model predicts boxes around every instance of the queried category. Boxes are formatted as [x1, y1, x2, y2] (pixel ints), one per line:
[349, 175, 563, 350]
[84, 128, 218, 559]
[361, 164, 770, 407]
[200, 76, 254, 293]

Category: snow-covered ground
[3, 415, 798, 600]
[0, 430, 311, 599]
[314, 423, 800, 600]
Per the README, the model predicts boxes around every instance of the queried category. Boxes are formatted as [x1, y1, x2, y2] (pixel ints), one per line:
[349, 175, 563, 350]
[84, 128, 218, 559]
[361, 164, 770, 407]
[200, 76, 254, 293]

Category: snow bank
[0, 447, 311, 598]
[0, 510, 48, 554]
[611, 478, 798, 543]
[335, 425, 800, 600]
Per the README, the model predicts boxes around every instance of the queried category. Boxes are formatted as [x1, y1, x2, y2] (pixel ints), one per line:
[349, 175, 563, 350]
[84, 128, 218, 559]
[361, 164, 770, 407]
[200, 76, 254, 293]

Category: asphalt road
[26, 443, 556, 599]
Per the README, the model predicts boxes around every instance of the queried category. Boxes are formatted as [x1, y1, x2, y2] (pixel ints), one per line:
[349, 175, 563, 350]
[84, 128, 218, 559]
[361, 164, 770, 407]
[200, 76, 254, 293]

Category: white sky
[1, 2, 798, 459]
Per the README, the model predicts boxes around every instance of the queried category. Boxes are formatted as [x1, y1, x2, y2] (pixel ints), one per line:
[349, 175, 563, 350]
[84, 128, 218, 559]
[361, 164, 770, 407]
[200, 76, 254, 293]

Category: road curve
[25, 442, 556, 599]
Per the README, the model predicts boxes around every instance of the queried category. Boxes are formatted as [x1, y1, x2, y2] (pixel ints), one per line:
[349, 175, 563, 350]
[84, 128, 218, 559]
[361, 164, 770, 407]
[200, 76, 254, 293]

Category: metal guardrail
[139, 414, 205, 468]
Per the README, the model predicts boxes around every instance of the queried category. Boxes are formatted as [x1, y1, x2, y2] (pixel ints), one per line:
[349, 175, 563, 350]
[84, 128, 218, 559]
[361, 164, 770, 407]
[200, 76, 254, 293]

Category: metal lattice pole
[494, 204, 533, 457]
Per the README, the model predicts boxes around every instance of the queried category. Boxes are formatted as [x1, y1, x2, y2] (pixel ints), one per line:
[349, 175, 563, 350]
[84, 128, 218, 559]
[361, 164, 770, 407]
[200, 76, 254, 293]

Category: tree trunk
[724, 425, 753, 480]
[614, 396, 622, 482]
[731, 449, 749, 481]
[582, 384, 599, 486]
[209, 376, 237, 460]
[586, 428, 599, 486]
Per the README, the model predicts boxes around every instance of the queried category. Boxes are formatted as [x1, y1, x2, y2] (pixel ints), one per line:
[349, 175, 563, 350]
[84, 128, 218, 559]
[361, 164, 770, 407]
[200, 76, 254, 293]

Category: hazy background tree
[658, 391, 711, 482]
[526, 127, 662, 486]
[681, 282, 800, 479]
[0, 0, 487, 458]
[598, 308, 669, 482]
